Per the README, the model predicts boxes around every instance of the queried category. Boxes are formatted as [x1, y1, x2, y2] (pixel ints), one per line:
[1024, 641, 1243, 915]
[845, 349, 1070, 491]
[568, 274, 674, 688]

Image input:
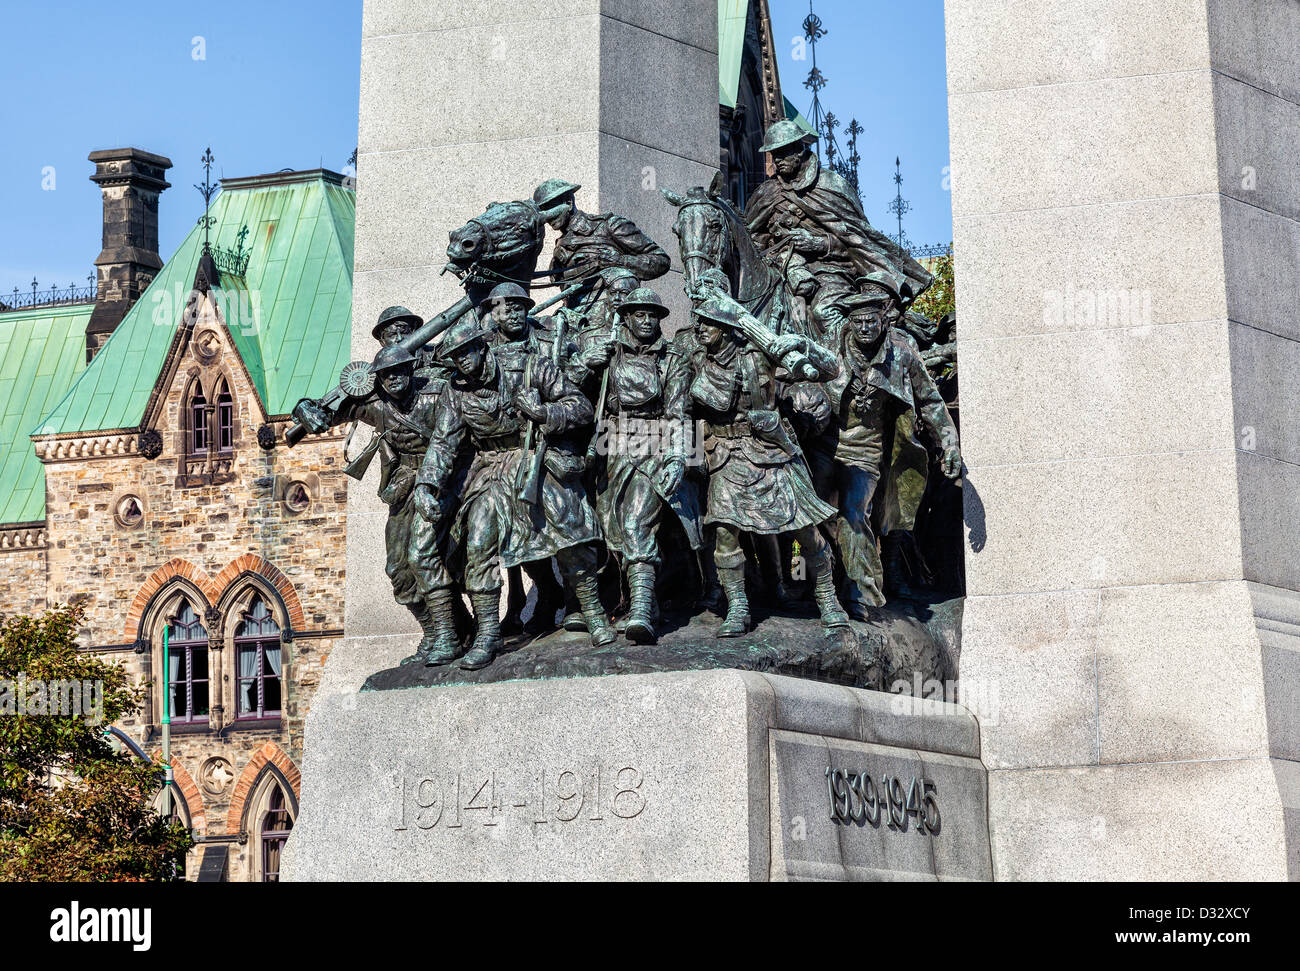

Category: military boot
[623, 562, 658, 644]
[399, 604, 437, 666]
[571, 572, 616, 647]
[811, 553, 851, 632]
[717, 565, 752, 637]
[460, 591, 504, 670]
[421, 589, 463, 666]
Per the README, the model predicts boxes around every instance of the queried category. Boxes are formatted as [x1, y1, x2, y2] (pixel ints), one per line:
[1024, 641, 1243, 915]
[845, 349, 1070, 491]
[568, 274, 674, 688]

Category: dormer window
[181, 372, 236, 485]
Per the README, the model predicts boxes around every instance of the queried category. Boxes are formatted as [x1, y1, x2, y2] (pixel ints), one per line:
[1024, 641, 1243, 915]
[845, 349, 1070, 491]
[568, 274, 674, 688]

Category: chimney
[85, 148, 172, 362]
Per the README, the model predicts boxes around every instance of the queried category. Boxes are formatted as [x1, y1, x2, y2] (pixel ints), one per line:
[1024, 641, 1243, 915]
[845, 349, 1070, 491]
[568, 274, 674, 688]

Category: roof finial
[195, 147, 217, 256]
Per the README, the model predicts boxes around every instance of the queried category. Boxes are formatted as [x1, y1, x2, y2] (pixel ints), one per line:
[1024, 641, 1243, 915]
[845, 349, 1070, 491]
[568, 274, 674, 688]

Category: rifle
[585, 304, 621, 462]
[516, 311, 569, 505]
[282, 278, 594, 448]
[283, 294, 474, 447]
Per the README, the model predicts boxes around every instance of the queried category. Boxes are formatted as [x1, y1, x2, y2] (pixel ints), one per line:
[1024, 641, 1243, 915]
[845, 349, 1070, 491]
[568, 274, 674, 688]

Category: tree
[912, 244, 955, 324]
[0, 604, 192, 881]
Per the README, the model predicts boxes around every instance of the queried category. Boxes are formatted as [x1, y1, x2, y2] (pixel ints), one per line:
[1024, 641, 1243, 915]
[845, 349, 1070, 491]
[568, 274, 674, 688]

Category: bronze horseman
[581, 287, 702, 643]
[807, 274, 962, 616]
[684, 295, 849, 636]
[743, 120, 933, 338]
[535, 179, 672, 313]
[414, 318, 614, 670]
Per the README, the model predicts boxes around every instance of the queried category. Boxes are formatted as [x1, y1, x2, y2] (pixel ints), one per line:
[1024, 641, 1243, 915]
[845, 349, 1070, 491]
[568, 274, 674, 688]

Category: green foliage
[912, 244, 955, 324]
[0, 604, 192, 882]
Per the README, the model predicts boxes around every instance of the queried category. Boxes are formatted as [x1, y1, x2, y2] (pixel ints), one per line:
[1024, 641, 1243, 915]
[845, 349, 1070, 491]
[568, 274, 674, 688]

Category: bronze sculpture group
[289, 122, 962, 672]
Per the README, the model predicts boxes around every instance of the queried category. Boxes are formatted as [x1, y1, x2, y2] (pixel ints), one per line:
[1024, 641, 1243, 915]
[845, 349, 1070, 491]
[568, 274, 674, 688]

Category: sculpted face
[491, 299, 530, 340]
[450, 342, 487, 378]
[850, 306, 887, 349]
[378, 322, 413, 347]
[625, 309, 661, 344]
[609, 276, 637, 308]
[549, 196, 576, 231]
[772, 142, 808, 180]
[696, 318, 724, 350]
[379, 365, 413, 398]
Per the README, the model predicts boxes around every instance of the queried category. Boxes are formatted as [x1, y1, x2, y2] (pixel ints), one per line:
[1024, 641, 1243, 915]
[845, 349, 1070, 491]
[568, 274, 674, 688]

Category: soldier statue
[414, 317, 615, 670]
[806, 274, 962, 616]
[743, 120, 934, 339]
[291, 339, 464, 665]
[682, 295, 849, 636]
[479, 281, 583, 636]
[533, 179, 672, 315]
[580, 287, 702, 643]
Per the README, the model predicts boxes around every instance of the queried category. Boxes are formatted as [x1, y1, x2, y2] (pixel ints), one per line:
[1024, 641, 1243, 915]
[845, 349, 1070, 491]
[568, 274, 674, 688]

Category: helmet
[852, 271, 906, 307]
[692, 296, 742, 329]
[372, 344, 417, 372]
[759, 119, 818, 154]
[438, 318, 490, 359]
[533, 178, 581, 209]
[485, 282, 535, 310]
[618, 288, 670, 319]
[371, 305, 424, 340]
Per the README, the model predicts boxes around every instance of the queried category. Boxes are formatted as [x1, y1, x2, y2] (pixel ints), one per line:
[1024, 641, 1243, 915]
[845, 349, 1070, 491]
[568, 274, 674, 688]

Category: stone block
[1220, 195, 1300, 342]
[1228, 320, 1300, 468]
[987, 757, 1293, 881]
[1095, 581, 1270, 763]
[283, 671, 991, 881]
[952, 195, 1228, 341]
[1208, 0, 1300, 105]
[958, 319, 1236, 469]
[962, 450, 1244, 598]
[1213, 72, 1300, 222]
[948, 71, 1219, 218]
[945, 0, 1211, 94]
[959, 590, 1100, 770]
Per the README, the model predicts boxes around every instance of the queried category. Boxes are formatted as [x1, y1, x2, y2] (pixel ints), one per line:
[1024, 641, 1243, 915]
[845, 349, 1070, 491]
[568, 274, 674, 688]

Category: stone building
[0, 0, 788, 881]
[1, 162, 355, 882]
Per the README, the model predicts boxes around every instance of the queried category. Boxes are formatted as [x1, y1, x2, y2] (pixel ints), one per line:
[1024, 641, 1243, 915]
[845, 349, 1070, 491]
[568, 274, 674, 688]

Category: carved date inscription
[825, 767, 940, 835]
[393, 764, 647, 832]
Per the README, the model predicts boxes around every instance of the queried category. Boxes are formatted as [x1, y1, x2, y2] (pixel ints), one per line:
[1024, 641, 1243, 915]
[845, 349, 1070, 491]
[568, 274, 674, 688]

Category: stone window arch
[179, 367, 238, 485]
[244, 766, 297, 883]
[219, 578, 292, 727]
[137, 580, 216, 730]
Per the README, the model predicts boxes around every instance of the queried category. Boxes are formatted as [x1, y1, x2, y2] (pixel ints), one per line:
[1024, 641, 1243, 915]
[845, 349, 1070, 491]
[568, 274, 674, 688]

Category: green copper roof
[719, 0, 750, 109]
[0, 304, 91, 524]
[783, 96, 817, 137]
[37, 171, 355, 436]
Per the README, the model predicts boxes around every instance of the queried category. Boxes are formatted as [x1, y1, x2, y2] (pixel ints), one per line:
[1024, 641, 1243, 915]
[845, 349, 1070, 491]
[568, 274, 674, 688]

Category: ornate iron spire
[195, 147, 217, 256]
[887, 156, 912, 254]
[801, 0, 843, 167]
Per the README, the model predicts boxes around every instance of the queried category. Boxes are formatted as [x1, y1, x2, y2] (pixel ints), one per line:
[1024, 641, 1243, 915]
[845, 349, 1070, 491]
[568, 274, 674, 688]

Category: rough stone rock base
[282, 668, 991, 881]
[362, 597, 963, 692]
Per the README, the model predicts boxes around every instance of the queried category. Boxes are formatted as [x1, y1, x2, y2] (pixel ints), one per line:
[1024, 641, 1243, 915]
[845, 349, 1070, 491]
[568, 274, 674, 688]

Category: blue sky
[0, 0, 951, 293]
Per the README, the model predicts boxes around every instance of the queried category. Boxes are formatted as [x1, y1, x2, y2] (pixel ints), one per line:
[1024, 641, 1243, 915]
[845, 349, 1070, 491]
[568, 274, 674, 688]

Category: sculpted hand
[580, 338, 615, 369]
[787, 228, 828, 256]
[515, 388, 547, 423]
[292, 398, 332, 435]
[940, 445, 963, 481]
[413, 483, 440, 522]
[655, 458, 685, 496]
[768, 334, 807, 362]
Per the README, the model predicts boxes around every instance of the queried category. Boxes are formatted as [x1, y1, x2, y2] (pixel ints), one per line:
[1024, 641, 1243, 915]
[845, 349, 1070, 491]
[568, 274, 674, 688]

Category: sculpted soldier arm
[766, 331, 841, 382]
[903, 343, 962, 480]
[606, 215, 671, 281]
[414, 397, 468, 508]
[520, 356, 594, 433]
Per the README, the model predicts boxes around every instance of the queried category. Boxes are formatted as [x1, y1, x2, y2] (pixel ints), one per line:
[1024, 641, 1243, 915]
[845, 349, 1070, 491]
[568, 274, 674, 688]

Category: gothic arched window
[260, 784, 293, 883]
[166, 601, 209, 725]
[188, 380, 208, 453]
[234, 596, 282, 721]
[216, 378, 234, 452]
